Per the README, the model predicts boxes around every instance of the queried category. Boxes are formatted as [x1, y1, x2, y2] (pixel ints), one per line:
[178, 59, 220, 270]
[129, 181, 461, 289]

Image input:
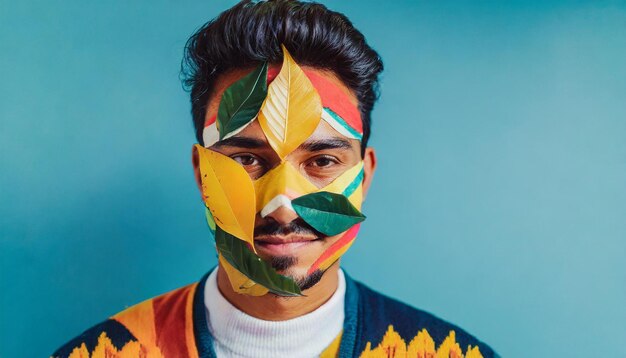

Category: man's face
[194, 58, 376, 294]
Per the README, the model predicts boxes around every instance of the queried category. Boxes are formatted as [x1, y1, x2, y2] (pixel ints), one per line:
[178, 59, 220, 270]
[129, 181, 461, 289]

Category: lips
[254, 235, 321, 256]
[255, 234, 317, 244]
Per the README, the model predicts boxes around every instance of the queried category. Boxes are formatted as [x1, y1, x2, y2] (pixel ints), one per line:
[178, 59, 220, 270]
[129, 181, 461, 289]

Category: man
[54, 1, 498, 357]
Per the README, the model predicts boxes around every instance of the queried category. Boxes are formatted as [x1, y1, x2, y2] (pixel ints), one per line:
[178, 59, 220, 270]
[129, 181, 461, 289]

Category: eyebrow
[299, 138, 353, 152]
[213, 136, 267, 149]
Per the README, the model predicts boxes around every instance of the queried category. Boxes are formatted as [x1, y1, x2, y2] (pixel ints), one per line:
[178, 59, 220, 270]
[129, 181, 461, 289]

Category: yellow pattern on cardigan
[65, 331, 160, 358]
[359, 325, 483, 358]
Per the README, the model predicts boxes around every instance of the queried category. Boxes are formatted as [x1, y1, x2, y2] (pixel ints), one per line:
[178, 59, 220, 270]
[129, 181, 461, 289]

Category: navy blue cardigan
[54, 269, 498, 357]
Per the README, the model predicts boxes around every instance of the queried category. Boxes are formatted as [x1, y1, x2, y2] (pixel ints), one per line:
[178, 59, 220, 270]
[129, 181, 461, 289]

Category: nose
[264, 205, 299, 225]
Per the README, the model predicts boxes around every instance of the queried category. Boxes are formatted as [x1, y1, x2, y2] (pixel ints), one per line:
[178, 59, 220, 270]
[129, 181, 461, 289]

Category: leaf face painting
[217, 63, 268, 139]
[257, 45, 322, 159]
[197, 45, 368, 297]
[215, 227, 302, 296]
[292, 191, 366, 236]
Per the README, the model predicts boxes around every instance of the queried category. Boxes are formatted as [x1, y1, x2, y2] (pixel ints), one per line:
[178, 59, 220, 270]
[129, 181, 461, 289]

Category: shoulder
[51, 282, 199, 358]
[51, 319, 142, 358]
[349, 277, 499, 358]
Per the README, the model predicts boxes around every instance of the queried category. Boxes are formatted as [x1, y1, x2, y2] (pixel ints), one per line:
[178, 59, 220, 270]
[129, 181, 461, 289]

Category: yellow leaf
[258, 45, 322, 159]
[194, 144, 256, 248]
[218, 253, 269, 296]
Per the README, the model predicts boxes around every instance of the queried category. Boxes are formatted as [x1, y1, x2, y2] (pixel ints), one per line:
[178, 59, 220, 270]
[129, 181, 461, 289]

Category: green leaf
[215, 226, 302, 297]
[205, 207, 216, 237]
[291, 191, 366, 236]
[217, 63, 268, 139]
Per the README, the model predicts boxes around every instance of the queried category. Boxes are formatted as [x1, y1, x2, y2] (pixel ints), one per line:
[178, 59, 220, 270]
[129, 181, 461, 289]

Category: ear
[361, 146, 377, 201]
[191, 145, 204, 198]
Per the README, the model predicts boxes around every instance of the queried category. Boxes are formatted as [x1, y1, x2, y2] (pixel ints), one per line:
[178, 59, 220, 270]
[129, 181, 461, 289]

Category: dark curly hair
[181, 0, 383, 153]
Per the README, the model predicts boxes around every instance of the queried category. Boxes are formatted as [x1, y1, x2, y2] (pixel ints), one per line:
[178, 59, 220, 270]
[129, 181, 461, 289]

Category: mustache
[254, 217, 323, 238]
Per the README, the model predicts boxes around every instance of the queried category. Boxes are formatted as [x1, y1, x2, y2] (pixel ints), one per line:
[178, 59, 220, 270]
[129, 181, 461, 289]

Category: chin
[267, 258, 326, 292]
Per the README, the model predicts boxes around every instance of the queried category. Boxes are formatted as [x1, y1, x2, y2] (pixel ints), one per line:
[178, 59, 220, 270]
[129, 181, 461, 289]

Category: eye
[232, 154, 259, 167]
[230, 153, 269, 179]
[307, 155, 339, 168]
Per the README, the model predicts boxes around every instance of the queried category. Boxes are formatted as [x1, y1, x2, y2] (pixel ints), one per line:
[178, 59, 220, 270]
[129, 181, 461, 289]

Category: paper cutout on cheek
[197, 45, 368, 297]
[300, 164, 365, 274]
[320, 162, 365, 208]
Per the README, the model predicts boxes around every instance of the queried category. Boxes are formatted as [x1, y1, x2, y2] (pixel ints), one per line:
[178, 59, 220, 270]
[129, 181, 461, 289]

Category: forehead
[204, 66, 359, 122]
[221, 115, 360, 150]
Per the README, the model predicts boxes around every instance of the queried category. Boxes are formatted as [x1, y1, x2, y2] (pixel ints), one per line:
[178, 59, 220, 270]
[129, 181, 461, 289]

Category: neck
[216, 262, 340, 321]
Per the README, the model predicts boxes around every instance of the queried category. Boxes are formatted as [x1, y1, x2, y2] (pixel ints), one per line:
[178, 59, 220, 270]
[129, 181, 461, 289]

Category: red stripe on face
[205, 114, 217, 127]
[152, 285, 196, 357]
[267, 65, 280, 83]
[303, 70, 362, 134]
[307, 223, 361, 275]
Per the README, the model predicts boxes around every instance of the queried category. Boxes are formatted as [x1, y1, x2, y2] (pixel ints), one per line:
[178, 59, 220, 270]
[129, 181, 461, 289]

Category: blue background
[1, 1, 625, 357]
